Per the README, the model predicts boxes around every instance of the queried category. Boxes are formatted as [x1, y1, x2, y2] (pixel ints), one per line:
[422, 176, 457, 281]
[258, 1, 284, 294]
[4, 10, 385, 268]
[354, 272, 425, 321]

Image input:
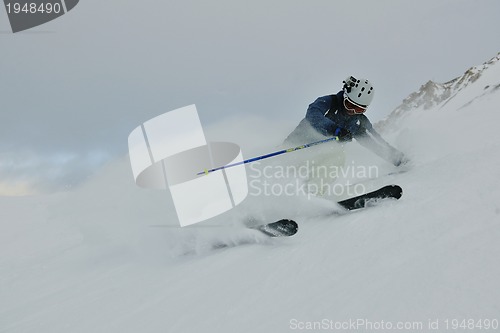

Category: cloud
[2, 0, 500, 195]
[0, 150, 110, 195]
[0, 181, 37, 196]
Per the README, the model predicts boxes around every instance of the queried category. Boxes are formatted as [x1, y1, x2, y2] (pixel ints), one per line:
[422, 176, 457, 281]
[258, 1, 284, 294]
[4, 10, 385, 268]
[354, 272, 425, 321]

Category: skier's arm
[304, 96, 336, 137]
[354, 119, 407, 166]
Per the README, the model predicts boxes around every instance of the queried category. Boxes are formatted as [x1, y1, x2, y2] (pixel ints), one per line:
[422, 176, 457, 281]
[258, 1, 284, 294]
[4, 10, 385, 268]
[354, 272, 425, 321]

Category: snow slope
[1, 54, 500, 333]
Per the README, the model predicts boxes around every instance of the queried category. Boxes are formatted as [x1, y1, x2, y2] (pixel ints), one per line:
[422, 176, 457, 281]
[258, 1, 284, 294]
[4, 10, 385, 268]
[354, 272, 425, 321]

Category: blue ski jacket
[285, 91, 405, 166]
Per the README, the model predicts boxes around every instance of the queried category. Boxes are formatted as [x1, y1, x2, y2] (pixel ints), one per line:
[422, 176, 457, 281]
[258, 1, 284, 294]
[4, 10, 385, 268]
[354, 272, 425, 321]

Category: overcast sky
[1, 0, 500, 194]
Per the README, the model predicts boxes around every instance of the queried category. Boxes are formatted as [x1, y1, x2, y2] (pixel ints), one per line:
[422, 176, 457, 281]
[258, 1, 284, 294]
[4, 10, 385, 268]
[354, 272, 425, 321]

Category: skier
[284, 76, 407, 195]
[285, 76, 407, 166]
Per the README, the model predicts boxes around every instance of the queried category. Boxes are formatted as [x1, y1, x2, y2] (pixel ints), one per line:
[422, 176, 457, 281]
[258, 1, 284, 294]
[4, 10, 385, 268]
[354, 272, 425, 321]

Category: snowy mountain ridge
[377, 52, 500, 131]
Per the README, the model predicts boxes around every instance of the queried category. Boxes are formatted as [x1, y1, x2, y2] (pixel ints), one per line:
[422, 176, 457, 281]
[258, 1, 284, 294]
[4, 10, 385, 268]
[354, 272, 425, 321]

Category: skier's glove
[393, 151, 410, 167]
[333, 127, 352, 142]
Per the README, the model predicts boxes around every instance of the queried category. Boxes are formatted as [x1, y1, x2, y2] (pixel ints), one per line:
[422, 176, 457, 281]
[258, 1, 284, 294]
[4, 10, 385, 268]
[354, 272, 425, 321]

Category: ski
[247, 185, 402, 238]
[337, 185, 403, 210]
[251, 219, 298, 237]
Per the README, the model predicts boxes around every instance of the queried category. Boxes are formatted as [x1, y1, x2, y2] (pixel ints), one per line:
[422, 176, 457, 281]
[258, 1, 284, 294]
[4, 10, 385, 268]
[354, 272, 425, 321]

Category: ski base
[252, 219, 298, 237]
[337, 185, 403, 210]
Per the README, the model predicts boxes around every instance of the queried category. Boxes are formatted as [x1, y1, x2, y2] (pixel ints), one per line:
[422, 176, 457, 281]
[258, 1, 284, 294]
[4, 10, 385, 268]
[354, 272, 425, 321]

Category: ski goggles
[343, 97, 367, 115]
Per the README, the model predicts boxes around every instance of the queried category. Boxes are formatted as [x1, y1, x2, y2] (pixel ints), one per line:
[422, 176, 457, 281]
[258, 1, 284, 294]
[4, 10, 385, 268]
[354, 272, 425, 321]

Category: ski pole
[197, 136, 339, 175]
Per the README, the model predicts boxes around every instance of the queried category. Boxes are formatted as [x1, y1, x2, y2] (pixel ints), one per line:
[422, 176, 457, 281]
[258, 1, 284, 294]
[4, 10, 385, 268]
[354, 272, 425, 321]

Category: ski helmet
[343, 76, 375, 107]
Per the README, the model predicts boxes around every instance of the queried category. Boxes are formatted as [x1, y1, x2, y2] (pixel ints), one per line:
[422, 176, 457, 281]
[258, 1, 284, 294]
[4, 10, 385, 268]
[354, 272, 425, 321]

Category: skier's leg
[305, 143, 346, 196]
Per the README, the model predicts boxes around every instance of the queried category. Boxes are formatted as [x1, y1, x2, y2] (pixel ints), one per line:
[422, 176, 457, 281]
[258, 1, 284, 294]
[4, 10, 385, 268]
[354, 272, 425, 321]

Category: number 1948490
[6, 2, 62, 14]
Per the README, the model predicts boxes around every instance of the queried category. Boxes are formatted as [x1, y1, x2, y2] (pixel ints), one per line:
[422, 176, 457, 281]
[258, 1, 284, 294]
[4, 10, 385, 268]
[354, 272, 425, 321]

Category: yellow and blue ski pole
[197, 136, 339, 175]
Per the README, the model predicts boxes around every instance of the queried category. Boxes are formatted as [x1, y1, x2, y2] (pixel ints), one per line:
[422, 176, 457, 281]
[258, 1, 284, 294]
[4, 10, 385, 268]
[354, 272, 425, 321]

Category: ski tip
[278, 219, 298, 230]
[273, 219, 299, 236]
[390, 185, 403, 199]
[257, 219, 299, 237]
[380, 185, 403, 199]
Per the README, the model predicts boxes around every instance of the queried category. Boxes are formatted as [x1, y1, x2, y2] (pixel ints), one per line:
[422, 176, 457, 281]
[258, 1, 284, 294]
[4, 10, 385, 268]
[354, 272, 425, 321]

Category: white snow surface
[1, 54, 500, 332]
